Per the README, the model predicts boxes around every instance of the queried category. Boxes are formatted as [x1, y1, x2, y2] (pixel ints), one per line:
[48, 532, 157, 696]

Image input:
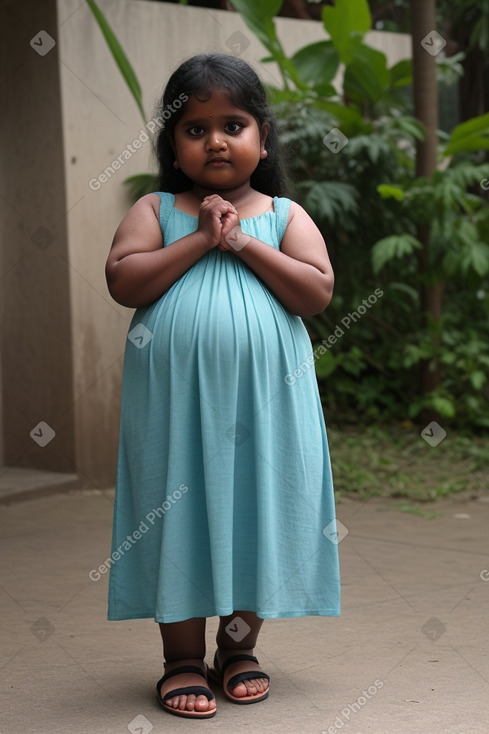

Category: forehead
[179, 88, 252, 121]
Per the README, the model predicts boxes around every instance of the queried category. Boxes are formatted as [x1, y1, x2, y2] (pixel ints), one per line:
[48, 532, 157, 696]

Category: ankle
[215, 647, 255, 665]
[164, 656, 205, 669]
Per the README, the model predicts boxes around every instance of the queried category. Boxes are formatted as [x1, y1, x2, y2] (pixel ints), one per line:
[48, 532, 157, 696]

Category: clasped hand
[198, 194, 241, 252]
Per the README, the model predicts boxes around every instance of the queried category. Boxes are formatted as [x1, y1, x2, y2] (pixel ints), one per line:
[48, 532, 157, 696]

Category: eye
[187, 126, 204, 136]
[224, 122, 244, 134]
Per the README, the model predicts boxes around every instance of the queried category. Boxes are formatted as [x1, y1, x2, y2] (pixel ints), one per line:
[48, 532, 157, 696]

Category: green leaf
[445, 136, 489, 155]
[315, 349, 338, 378]
[322, 0, 371, 64]
[290, 40, 340, 87]
[344, 44, 390, 104]
[230, 0, 283, 25]
[377, 184, 405, 201]
[469, 370, 486, 390]
[461, 240, 489, 277]
[389, 59, 412, 89]
[230, 0, 302, 89]
[447, 161, 489, 189]
[312, 82, 338, 98]
[371, 235, 422, 273]
[390, 116, 425, 141]
[301, 181, 359, 224]
[311, 100, 367, 136]
[449, 111, 489, 140]
[431, 395, 456, 418]
[85, 0, 146, 122]
[265, 86, 308, 105]
[387, 282, 420, 305]
[345, 134, 391, 164]
[444, 112, 489, 155]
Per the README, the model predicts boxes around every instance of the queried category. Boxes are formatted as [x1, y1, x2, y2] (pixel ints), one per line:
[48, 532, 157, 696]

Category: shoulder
[280, 198, 325, 248]
[114, 193, 164, 236]
[128, 192, 177, 223]
[285, 200, 311, 225]
[127, 192, 162, 217]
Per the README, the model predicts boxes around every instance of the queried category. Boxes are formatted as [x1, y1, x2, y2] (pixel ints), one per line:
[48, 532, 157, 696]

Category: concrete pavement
[1, 487, 488, 733]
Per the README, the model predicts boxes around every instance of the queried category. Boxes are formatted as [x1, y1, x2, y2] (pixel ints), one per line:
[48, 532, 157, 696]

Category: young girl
[106, 53, 340, 720]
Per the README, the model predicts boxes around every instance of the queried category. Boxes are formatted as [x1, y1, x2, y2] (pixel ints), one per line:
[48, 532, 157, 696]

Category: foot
[216, 649, 269, 699]
[160, 659, 216, 715]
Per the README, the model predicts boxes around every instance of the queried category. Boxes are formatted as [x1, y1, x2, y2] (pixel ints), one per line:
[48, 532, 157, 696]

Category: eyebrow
[181, 114, 250, 125]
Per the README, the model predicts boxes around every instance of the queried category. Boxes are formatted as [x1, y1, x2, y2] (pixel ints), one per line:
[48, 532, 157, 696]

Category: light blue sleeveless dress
[107, 193, 340, 623]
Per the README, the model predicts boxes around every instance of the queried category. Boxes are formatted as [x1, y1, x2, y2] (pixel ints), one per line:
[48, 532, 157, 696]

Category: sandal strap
[161, 685, 215, 705]
[227, 669, 270, 693]
[159, 664, 207, 685]
[157, 666, 215, 706]
[216, 653, 270, 692]
[218, 653, 259, 678]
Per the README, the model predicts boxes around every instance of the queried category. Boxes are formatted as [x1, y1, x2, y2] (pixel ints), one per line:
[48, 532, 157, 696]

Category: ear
[259, 122, 270, 159]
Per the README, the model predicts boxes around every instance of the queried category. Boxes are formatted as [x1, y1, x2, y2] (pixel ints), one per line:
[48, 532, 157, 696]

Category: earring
[260, 150, 268, 159]
[173, 161, 179, 170]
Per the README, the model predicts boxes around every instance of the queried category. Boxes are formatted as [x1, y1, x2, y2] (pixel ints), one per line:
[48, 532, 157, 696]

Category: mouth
[206, 158, 230, 166]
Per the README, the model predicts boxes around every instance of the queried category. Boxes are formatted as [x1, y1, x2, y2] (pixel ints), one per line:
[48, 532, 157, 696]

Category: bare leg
[159, 618, 216, 714]
[215, 611, 269, 699]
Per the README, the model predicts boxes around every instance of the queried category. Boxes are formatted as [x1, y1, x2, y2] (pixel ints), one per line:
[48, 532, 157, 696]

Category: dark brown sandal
[156, 663, 216, 719]
[209, 652, 270, 705]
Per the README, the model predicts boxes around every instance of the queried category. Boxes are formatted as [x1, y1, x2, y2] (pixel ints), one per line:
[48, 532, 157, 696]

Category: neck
[190, 182, 255, 207]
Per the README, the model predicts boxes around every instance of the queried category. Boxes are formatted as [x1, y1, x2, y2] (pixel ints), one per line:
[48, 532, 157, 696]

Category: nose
[206, 130, 227, 151]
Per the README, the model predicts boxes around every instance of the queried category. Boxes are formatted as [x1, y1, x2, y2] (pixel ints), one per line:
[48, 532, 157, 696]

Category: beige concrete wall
[0, 0, 76, 475]
[1, 0, 411, 488]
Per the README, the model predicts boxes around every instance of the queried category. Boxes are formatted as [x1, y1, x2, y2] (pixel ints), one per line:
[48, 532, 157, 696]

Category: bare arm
[105, 194, 236, 308]
[222, 201, 334, 317]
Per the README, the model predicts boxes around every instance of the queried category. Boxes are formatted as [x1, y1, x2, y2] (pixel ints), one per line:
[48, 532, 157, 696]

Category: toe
[231, 681, 249, 698]
[244, 680, 258, 696]
[195, 694, 214, 712]
[245, 678, 265, 696]
[177, 695, 188, 711]
[234, 677, 268, 698]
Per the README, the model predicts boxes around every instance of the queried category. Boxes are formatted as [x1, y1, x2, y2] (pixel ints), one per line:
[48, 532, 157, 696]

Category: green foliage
[322, 0, 371, 64]
[85, 0, 146, 122]
[86, 0, 489, 432]
[290, 41, 339, 90]
[264, 1, 489, 430]
[299, 181, 359, 227]
[371, 235, 422, 274]
[444, 112, 489, 155]
[230, 0, 303, 90]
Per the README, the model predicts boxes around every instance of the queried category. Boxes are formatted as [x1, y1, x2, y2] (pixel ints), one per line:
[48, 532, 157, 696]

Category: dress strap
[154, 192, 175, 235]
[273, 197, 291, 244]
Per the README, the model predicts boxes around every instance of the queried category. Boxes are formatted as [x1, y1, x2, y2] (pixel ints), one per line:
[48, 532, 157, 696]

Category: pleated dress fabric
[107, 192, 341, 623]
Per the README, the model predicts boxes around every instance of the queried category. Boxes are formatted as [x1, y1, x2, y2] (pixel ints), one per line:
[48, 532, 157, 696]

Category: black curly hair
[154, 53, 289, 196]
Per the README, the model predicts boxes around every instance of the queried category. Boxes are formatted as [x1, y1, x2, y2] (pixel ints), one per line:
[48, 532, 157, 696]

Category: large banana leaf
[229, 0, 305, 89]
[322, 0, 371, 65]
[85, 0, 146, 122]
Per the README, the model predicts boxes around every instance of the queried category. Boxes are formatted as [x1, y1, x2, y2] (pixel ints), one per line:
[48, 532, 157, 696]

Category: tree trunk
[411, 0, 443, 403]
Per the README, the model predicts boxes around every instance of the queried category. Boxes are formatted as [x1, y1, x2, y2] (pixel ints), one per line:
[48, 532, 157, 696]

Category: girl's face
[171, 88, 269, 193]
